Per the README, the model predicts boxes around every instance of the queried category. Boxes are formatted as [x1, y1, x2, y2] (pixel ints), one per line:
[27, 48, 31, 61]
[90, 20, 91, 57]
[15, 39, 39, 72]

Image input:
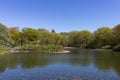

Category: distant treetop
[51, 29, 56, 33]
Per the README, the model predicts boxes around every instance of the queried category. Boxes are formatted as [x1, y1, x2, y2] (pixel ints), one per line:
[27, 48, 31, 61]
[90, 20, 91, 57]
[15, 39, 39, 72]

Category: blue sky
[0, 0, 120, 32]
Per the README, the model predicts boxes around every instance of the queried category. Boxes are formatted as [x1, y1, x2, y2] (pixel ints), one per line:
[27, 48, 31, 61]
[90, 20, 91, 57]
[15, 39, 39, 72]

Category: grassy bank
[12, 44, 64, 53]
[0, 51, 10, 55]
[0, 46, 10, 55]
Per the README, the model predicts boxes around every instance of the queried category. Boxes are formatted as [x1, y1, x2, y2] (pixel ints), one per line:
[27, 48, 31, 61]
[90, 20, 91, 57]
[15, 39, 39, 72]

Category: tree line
[0, 23, 120, 52]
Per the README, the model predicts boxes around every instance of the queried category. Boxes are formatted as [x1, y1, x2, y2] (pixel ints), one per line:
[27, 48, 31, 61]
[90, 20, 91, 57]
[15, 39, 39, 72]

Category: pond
[0, 49, 120, 80]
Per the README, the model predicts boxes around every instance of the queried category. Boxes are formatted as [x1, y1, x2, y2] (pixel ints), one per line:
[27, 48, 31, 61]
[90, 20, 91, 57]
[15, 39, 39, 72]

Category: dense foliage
[0, 23, 120, 53]
[0, 23, 14, 47]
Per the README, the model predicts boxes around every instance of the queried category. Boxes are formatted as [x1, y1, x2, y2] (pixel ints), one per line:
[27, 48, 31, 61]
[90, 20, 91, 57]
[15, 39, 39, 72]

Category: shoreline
[10, 50, 70, 54]
[10, 50, 30, 53]
[93, 49, 113, 51]
[51, 50, 70, 53]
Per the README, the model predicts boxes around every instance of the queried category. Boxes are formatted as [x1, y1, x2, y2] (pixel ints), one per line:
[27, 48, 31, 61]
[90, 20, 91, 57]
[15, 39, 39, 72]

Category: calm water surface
[0, 49, 120, 80]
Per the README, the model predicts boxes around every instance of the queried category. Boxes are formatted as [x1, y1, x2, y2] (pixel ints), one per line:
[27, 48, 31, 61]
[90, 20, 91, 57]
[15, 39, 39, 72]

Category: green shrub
[19, 44, 63, 53]
[0, 46, 10, 55]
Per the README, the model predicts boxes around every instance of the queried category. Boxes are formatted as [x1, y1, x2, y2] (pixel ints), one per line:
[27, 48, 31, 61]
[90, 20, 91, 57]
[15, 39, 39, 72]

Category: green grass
[19, 44, 64, 53]
[0, 51, 10, 55]
[0, 46, 10, 55]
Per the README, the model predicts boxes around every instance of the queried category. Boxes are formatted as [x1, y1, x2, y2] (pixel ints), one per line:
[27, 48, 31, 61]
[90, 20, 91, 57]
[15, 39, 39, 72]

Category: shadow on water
[0, 49, 120, 79]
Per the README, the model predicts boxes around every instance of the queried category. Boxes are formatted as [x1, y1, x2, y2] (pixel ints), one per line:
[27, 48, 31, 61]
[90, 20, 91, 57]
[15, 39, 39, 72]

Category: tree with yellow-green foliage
[0, 23, 14, 47]
[88, 27, 114, 48]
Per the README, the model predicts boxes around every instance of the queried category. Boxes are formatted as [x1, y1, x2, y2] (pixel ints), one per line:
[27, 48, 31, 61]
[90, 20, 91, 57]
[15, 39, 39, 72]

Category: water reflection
[0, 49, 120, 77]
[93, 51, 120, 76]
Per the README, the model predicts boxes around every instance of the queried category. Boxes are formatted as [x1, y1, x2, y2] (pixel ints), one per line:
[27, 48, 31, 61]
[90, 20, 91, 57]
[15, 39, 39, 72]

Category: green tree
[8, 27, 20, 46]
[68, 30, 92, 47]
[68, 31, 80, 47]
[113, 24, 120, 45]
[22, 28, 40, 44]
[79, 30, 92, 47]
[38, 28, 49, 33]
[0, 23, 14, 47]
[89, 27, 114, 48]
[39, 31, 51, 45]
